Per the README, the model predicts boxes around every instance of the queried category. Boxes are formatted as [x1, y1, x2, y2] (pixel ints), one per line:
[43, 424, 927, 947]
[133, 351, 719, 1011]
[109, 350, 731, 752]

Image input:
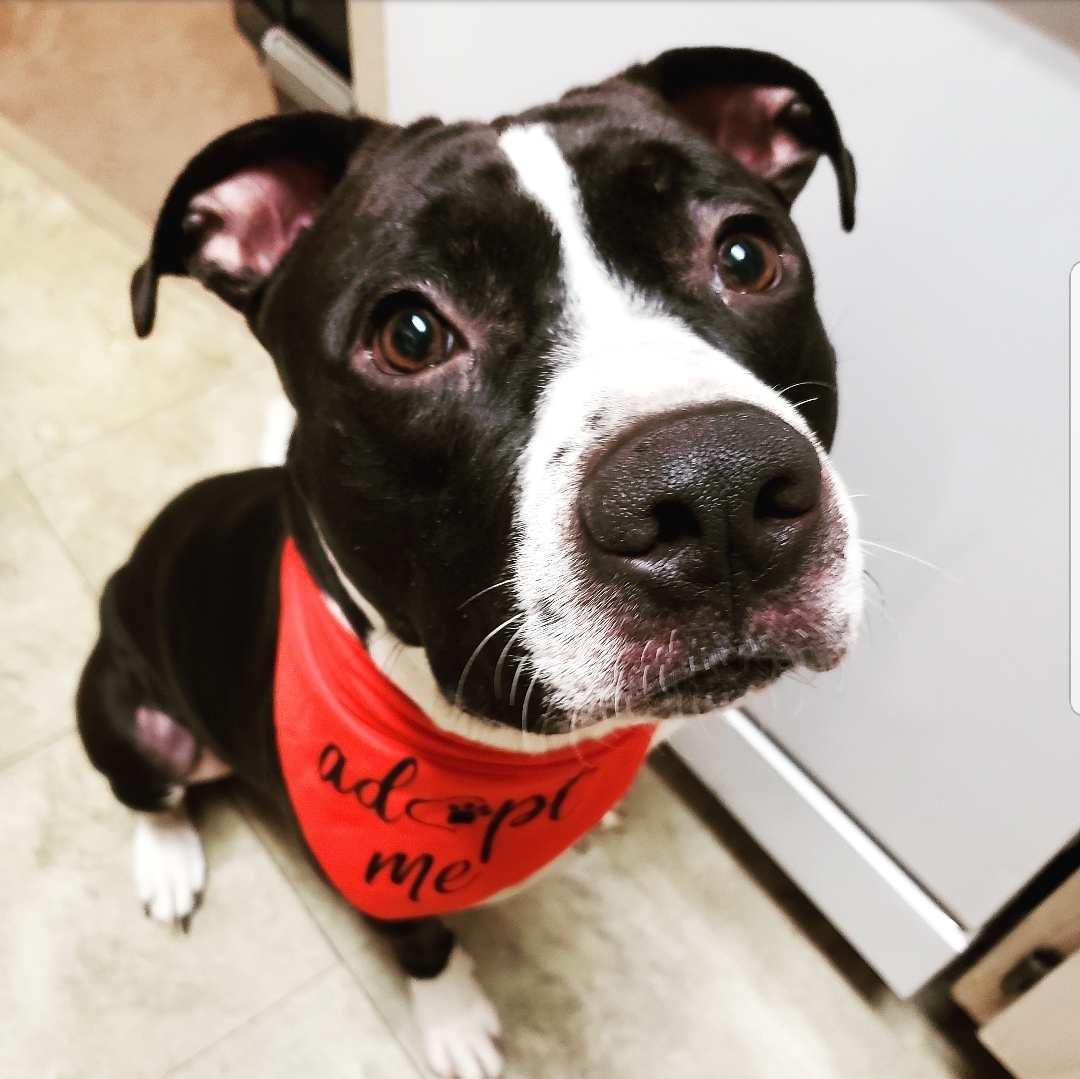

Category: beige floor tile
[443, 769, 859, 1079]
[0, 735, 336, 1079]
[22, 365, 283, 593]
[167, 965, 423, 1079]
[231, 789, 425, 1066]
[0, 141, 269, 481]
[0, 474, 97, 767]
[465, 772, 943, 1079]
[232, 766, 958, 1079]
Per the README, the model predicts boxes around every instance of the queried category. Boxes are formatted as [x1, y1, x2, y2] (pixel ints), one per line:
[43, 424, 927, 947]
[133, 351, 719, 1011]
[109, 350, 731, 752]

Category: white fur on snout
[497, 124, 863, 717]
[410, 946, 503, 1079]
[133, 804, 206, 925]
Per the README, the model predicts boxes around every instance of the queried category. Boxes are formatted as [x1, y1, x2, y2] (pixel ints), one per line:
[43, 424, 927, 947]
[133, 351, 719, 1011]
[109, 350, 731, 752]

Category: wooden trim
[0, 111, 149, 253]
[979, 948, 1080, 1079]
[953, 868, 1080, 1027]
[347, 1, 388, 120]
[0, 112, 251, 334]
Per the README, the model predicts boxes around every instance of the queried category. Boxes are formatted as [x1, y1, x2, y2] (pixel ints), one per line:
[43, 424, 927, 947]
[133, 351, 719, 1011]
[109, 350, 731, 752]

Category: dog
[76, 46, 862, 1079]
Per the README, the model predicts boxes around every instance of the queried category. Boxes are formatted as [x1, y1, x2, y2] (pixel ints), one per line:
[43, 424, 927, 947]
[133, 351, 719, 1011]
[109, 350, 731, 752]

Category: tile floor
[0, 77, 998, 1079]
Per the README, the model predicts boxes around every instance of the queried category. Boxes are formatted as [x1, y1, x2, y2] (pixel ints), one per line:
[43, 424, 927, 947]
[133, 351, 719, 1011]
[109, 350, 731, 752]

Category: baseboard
[670, 708, 970, 997]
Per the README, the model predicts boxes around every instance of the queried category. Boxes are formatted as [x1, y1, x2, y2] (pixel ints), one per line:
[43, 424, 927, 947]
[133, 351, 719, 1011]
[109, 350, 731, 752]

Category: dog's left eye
[716, 234, 781, 293]
[374, 307, 454, 373]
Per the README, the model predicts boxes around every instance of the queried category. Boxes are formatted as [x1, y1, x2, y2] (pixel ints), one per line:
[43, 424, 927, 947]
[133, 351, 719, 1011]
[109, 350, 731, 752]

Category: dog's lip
[552, 654, 792, 730]
[639, 654, 791, 708]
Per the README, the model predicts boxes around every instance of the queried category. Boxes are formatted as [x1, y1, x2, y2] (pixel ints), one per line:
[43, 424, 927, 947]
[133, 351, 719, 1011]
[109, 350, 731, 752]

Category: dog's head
[132, 47, 862, 735]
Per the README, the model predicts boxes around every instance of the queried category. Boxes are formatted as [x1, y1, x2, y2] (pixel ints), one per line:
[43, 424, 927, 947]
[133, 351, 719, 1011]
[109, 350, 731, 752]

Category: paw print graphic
[446, 801, 493, 825]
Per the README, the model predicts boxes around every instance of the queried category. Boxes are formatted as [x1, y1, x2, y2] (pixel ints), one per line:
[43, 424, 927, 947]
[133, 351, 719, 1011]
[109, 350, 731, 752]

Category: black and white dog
[77, 47, 862, 1079]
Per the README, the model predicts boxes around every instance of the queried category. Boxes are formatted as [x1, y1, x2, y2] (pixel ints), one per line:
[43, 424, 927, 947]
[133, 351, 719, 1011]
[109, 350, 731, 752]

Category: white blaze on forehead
[499, 124, 631, 329]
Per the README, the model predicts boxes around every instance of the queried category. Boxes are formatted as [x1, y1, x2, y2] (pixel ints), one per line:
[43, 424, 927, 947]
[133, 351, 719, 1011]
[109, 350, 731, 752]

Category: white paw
[410, 946, 503, 1079]
[133, 807, 206, 929]
[598, 807, 624, 831]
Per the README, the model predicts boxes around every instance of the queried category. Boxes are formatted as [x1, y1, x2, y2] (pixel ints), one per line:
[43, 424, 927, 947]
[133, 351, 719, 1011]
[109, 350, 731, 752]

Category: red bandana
[274, 537, 656, 920]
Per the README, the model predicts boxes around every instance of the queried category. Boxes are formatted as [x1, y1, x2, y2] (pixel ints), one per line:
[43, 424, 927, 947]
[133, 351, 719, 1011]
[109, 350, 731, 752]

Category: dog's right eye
[374, 307, 454, 374]
[716, 233, 781, 294]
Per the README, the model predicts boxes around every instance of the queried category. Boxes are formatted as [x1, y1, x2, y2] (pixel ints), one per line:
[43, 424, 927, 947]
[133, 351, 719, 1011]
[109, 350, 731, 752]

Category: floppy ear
[131, 111, 384, 337]
[622, 47, 855, 230]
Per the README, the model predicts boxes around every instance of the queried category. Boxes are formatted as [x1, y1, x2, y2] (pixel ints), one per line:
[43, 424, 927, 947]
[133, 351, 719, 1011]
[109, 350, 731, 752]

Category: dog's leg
[133, 791, 206, 930]
[367, 916, 503, 1079]
[128, 708, 231, 930]
[410, 948, 503, 1079]
[78, 639, 231, 930]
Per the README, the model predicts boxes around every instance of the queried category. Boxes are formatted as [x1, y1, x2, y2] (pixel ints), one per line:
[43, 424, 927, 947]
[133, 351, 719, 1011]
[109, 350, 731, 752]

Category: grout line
[13, 471, 100, 599]
[0, 724, 74, 777]
[14, 361, 279, 601]
[156, 961, 339, 1079]
[0, 112, 273, 344]
[0, 108, 151, 254]
[15, 361, 266, 485]
[228, 789, 428, 1075]
[0, 124, 273, 482]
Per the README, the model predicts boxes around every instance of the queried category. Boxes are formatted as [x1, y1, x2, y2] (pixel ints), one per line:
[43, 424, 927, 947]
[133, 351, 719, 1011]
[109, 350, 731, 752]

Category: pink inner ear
[670, 83, 818, 203]
[186, 156, 329, 280]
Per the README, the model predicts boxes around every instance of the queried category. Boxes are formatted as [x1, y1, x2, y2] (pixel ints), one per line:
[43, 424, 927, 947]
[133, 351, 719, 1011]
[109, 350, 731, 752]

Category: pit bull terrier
[77, 46, 862, 1079]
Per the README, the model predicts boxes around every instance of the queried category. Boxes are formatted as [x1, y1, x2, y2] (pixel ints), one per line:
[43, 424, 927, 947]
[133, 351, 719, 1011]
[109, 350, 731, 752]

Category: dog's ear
[622, 47, 855, 230]
[131, 111, 384, 337]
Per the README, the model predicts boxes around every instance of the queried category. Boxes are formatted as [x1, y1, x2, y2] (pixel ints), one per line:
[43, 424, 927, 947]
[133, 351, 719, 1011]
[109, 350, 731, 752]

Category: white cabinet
[360, 0, 1080, 995]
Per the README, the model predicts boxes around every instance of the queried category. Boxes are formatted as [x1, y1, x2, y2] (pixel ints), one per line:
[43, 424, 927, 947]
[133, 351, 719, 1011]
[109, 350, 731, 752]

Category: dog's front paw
[133, 807, 206, 930]
[410, 946, 503, 1079]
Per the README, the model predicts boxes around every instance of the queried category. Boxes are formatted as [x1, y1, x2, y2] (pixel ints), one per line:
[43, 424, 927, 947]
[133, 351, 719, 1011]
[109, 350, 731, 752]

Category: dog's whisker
[456, 578, 513, 611]
[508, 654, 529, 706]
[862, 568, 886, 601]
[822, 299, 860, 337]
[772, 379, 837, 396]
[860, 539, 963, 584]
[790, 396, 819, 411]
[521, 674, 540, 734]
[455, 614, 524, 707]
[861, 589, 898, 631]
[494, 624, 527, 698]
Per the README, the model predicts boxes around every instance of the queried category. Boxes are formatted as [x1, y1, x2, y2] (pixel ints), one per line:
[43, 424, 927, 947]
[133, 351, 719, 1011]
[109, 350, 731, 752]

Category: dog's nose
[578, 405, 822, 609]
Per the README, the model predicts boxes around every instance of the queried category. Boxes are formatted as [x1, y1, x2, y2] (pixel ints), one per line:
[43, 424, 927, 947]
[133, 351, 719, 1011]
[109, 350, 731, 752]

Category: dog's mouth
[636, 654, 792, 716]
[537, 651, 794, 734]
